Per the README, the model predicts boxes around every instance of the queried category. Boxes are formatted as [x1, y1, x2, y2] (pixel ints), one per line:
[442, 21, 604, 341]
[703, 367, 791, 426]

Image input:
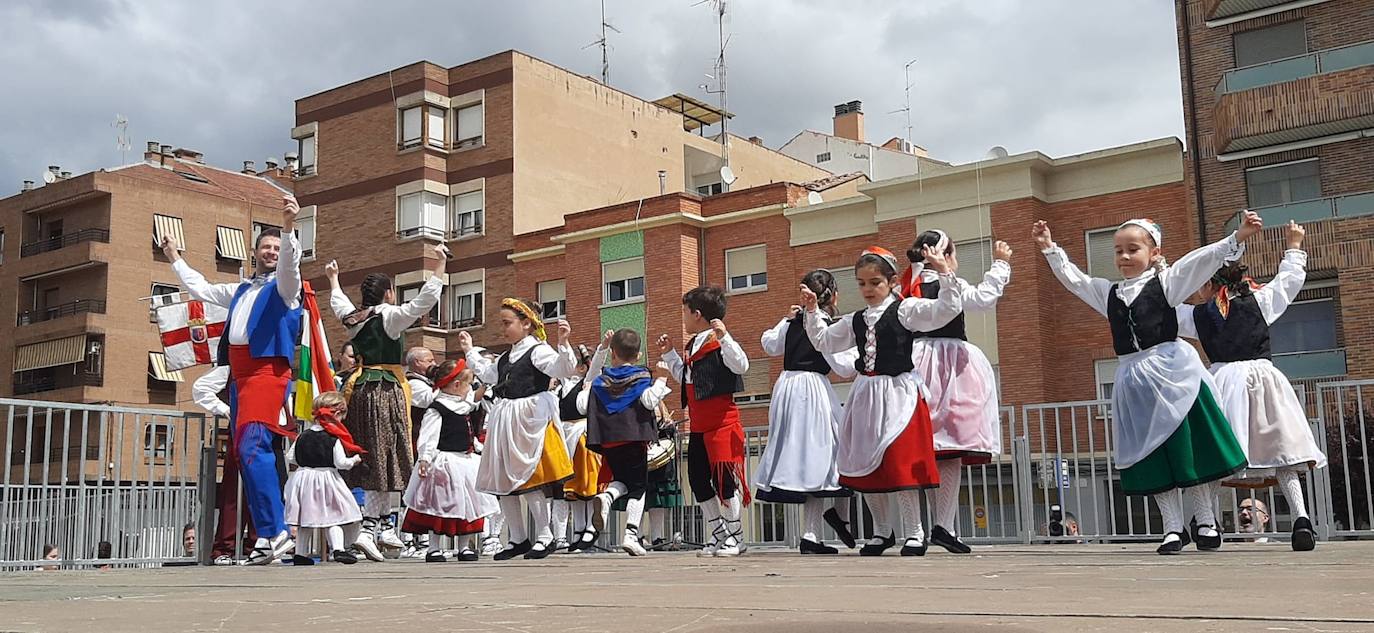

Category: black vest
[558, 378, 586, 421]
[782, 313, 832, 374]
[430, 401, 477, 453]
[910, 279, 968, 341]
[294, 429, 337, 468]
[679, 333, 745, 408]
[852, 301, 915, 376]
[407, 371, 433, 429]
[1107, 277, 1179, 355]
[1193, 295, 1271, 362]
[587, 388, 658, 447]
[496, 348, 552, 400]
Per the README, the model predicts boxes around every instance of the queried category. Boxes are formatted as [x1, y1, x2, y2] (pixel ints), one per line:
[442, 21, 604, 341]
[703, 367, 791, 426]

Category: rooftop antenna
[582, 0, 621, 85]
[112, 114, 131, 165]
[886, 59, 917, 153]
[697, 0, 731, 190]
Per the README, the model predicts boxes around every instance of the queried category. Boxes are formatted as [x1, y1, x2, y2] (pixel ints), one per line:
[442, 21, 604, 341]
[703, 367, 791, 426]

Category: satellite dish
[42, 170, 57, 184]
[985, 146, 1009, 160]
[719, 165, 737, 185]
[806, 191, 823, 205]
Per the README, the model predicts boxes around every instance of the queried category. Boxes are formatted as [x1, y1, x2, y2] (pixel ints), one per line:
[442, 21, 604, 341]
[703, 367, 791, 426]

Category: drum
[647, 437, 676, 471]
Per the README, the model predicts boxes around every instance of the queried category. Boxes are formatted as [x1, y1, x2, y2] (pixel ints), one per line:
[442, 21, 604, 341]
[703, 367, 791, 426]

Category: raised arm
[1033, 220, 1113, 317]
[804, 309, 857, 353]
[639, 377, 672, 410]
[381, 274, 443, 338]
[166, 235, 239, 307]
[960, 241, 1012, 312]
[658, 334, 684, 385]
[1161, 231, 1245, 306]
[531, 342, 580, 380]
[457, 331, 497, 385]
[326, 259, 358, 321]
[1256, 223, 1308, 324]
[715, 328, 749, 375]
[899, 271, 964, 332]
[276, 198, 303, 309]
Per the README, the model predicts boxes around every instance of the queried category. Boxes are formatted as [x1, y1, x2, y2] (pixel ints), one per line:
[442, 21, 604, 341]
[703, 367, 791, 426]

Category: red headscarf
[316, 408, 367, 455]
[434, 359, 469, 390]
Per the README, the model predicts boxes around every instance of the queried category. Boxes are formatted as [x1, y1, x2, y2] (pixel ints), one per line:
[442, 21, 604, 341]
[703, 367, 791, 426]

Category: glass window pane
[606, 281, 625, 303]
[427, 107, 446, 146]
[1086, 229, 1122, 281]
[457, 104, 483, 142]
[398, 193, 421, 231]
[1233, 20, 1306, 67]
[628, 277, 644, 298]
[752, 272, 767, 286]
[1270, 300, 1337, 353]
[401, 107, 422, 145]
[1247, 160, 1321, 207]
[299, 135, 316, 170]
[423, 192, 447, 234]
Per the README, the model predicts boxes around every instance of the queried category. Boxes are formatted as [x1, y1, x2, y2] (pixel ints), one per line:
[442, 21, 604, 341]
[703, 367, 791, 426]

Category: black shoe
[493, 540, 531, 561]
[332, 550, 357, 565]
[929, 525, 971, 554]
[823, 507, 857, 549]
[425, 551, 447, 563]
[799, 538, 838, 555]
[1157, 532, 1186, 555]
[859, 532, 896, 557]
[650, 538, 668, 551]
[1292, 517, 1316, 552]
[457, 548, 479, 562]
[899, 538, 928, 557]
[523, 541, 554, 560]
[291, 554, 315, 566]
[1195, 524, 1222, 551]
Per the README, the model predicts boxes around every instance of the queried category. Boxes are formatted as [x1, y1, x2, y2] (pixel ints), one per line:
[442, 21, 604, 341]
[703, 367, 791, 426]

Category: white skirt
[404, 451, 501, 520]
[1112, 340, 1216, 469]
[836, 372, 927, 478]
[754, 370, 844, 494]
[912, 338, 1001, 456]
[475, 392, 563, 495]
[284, 467, 362, 528]
[1211, 359, 1327, 480]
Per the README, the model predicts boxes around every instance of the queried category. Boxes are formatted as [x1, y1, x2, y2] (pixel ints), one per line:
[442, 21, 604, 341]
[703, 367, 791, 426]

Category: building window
[297, 134, 316, 176]
[696, 182, 723, 197]
[296, 207, 316, 260]
[399, 106, 423, 149]
[816, 152, 831, 163]
[397, 191, 447, 239]
[539, 280, 566, 320]
[450, 190, 484, 238]
[427, 106, 447, 149]
[1247, 159, 1321, 208]
[1233, 20, 1306, 68]
[954, 238, 993, 285]
[455, 102, 483, 148]
[150, 283, 179, 323]
[733, 357, 772, 405]
[825, 266, 868, 315]
[725, 245, 767, 293]
[153, 214, 185, 251]
[399, 284, 440, 327]
[447, 281, 483, 329]
[86, 339, 103, 376]
[603, 258, 645, 304]
[1085, 227, 1122, 281]
[1094, 358, 1118, 422]
[1271, 296, 1345, 379]
[215, 226, 248, 262]
[143, 422, 173, 459]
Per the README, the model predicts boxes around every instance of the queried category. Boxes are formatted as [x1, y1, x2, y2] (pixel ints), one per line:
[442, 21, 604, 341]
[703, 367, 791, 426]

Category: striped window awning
[14, 335, 88, 372]
[148, 352, 184, 382]
[215, 226, 248, 261]
[153, 214, 186, 250]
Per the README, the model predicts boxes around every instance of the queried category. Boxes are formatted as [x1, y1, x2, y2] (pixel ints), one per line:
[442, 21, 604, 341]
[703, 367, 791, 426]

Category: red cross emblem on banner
[160, 300, 226, 365]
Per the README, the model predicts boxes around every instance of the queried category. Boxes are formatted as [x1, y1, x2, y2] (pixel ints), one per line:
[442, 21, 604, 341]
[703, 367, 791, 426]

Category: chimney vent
[160, 144, 173, 155]
[832, 100, 865, 143]
[265, 157, 279, 170]
[242, 160, 256, 174]
[22, 180, 34, 192]
[60, 171, 72, 179]
[146, 141, 159, 153]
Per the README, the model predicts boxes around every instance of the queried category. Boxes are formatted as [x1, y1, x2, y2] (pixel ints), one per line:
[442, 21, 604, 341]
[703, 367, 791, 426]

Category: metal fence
[0, 398, 210, 570]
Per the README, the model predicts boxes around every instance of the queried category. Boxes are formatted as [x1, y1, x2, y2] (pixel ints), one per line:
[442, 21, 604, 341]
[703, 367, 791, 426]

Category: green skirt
[1119, 383, 1247, 495]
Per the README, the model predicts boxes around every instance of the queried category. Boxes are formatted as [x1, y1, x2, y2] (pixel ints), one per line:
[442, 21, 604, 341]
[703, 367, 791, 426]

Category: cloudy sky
[0, 0, 1183, 195]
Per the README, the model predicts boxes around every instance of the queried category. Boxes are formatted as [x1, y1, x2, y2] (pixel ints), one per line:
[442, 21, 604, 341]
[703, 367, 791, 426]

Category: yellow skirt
[563, 435, 604, 500]
[516, 422, 574, 494]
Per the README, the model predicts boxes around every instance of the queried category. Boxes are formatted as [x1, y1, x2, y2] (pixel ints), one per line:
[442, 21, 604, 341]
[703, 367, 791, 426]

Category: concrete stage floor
[3, 541, 1373, 632]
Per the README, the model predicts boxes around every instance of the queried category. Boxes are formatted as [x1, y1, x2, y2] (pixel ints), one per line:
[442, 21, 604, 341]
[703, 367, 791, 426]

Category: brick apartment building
[1176, 0, 1374, 392]
[292, 50, 829, 357]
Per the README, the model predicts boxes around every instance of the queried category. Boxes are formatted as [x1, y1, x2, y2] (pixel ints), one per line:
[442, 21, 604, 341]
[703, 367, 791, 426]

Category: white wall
[779, 131, 921, 181]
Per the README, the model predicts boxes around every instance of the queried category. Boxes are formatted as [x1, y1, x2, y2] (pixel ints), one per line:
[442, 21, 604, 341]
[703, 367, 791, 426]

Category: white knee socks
[866, 493, 892, 542]
[624, 495, 646, 533]
[802, 497, 823, 542]
[499, 496, 527, 544]
[895, 489, 925, 544]
[529, 496, 553, 545]
[1190, 480, 1220, 531]
[648, 508, 667, 542]
[935, 460, 963, 534]
[295, 527, 315, 558]
[362, 490, 389, 524]
[1278, 468, 1309, 519]
[1155, 488, 1184, 535]
[551, 499, 570, 541]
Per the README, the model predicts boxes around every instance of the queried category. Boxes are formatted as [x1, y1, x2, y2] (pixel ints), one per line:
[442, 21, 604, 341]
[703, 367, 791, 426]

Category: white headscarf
[1119, 219, 1162, 247]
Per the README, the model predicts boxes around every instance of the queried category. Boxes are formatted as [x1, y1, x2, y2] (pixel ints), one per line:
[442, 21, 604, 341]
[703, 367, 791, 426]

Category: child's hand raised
[601, 329, 614, 349]
[923, 245, 953, 274]
[1032, 220, 1054, 251]
[455, 331, 473, 354]
[1286, 220, 1306, 250]
[710, 319, 729, 340]
[1237, 210, 1263, 242]
[799, 284, 818, 311]
[556, 319, 572, 345]
[993, 240, 1013, 262]
[656, 334, 674, 355]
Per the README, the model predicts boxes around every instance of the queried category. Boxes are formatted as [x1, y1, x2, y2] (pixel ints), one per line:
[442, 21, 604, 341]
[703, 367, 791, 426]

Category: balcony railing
[16, 299, 107, 326]
[1224, 191, 1374, 231]
[1273, 349, 1347, 381]
[1217, 39, 1374, 94]
[19, 228, 111, 257]
[13, 372, 103, 396]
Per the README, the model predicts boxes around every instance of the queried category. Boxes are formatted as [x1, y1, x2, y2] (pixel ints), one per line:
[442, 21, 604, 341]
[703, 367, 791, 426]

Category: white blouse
[1041, 232, 1245, 317]
[803, 272, 964, 354]
[1177, 248, 1308, 338]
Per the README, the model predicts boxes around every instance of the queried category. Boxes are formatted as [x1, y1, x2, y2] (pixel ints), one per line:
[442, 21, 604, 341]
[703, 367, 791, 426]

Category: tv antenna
[886, 59, 917, 152]
[696, 0, 731, 190]
[582, 0, 621, 85]
[112, 114, 131, 164]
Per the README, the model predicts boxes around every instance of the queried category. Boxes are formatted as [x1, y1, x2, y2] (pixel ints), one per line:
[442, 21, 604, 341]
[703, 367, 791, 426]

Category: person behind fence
[283, 391, 365, 565]
[1033, 213, 1261, 555]
[459, 299, 578, 561]
[582, 328, 673, 556]
[1174, 220, 1325, 552]
[401, 346, 440, 559]
[402, 359, 499, 562]
[324, 248, 446, 562]
[899, 232, 1012, 555]
[659, 286, 752, 558]
[551, 344, 601, 553]
[754, 270, 859, 555]
[165, 195, 303, 566]
[802, 246, 957, 557]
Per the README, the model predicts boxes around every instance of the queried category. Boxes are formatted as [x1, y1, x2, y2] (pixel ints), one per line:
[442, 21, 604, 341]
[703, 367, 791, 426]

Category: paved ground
[3, 541, 1373, 633]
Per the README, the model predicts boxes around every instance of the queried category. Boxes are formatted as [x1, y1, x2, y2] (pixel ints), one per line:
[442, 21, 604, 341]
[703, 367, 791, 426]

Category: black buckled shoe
[457, 548, 479, 562]
[1194, 524, 1222, 551]
[425, 551, 447, 563]
[799, 538, 838, 555]
[332, 550, 358, 565]
[1157, 532, 1186, 555]
[899, 538, 928, 557]
[859, 532, 896, 557]
[929, 525, 971, 554]
[1291, 516, 1316, 552]
[823, 507, 857, 549]
[493, 540, 531, 561]
[523, 541, 554, 560]
[291, 554, 315, 566]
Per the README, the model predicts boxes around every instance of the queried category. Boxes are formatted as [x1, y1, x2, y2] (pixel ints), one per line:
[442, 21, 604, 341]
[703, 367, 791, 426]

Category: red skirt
[401, 509, 484, 536]
[840, 398, 940, 493]
[228, 345, 294, 438]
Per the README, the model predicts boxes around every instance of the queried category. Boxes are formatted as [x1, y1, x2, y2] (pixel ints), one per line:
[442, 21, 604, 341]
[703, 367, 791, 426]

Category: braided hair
[360, 272, 393, 307]
[1211, 261, 1254, 296]
[802, 269, 839, 317]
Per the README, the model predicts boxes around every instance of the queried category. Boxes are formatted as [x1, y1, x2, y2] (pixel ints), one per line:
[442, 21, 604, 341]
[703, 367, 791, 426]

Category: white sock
[427, 533, 443, 555]
[551, 499, 570, 540]
[487, 509, 506, 541]
[935, 460, 963, 534]
[295, 527, 313, 558]
[832, 496, 851, 522]
[895, 489, 924, 543]
[605, 481, 628, 503]
[529, 496, 553, 546]
[327, 526, 344, 552]
[721, 490, 743, 546]
[648, 508, 667, 542]
[1278, 468, 1309, 519]
[362, 490, 390, 521]
[1155, 488, 1184, 535]
[499, 496, 527, 544]
[699, 497, 722, 544]
[801, 497, 823, 542]
[1190, 481, 1220, 528]
[624, 495, 646, 538]
[866, 493, 892, 542]
[571, 500, 589, 535]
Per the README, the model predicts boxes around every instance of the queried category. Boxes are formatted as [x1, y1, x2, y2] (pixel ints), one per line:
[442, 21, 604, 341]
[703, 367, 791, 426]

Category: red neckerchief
[316, 410, 367, 455]
[897, 266, 923, 299]
[686, 334, 722, 364]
